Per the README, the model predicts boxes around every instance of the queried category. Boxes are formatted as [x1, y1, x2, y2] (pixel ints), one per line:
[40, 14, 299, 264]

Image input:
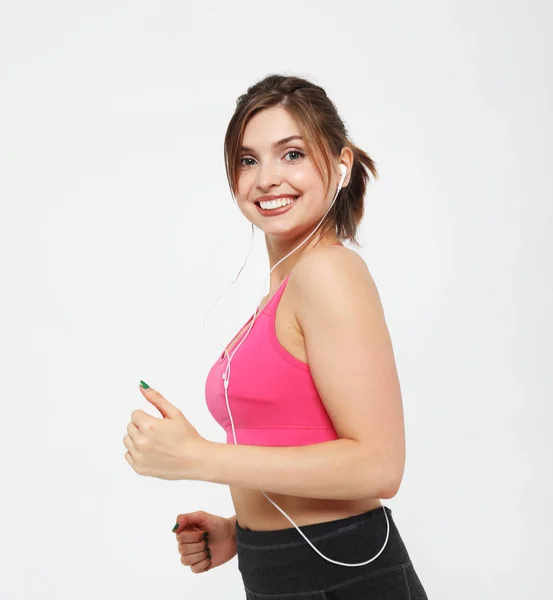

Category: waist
[232, 489, 382, 532]
[236, 505, 413, 595]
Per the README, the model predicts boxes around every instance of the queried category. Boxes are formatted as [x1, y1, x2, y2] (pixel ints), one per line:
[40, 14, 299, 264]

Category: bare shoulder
[288, 245, 383, 320]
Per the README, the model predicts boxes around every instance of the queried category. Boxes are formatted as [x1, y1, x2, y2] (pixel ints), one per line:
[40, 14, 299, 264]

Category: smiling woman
[205, 74, 428, 598]
[224, 79, 378, 247]
[126, 73, 428, 599]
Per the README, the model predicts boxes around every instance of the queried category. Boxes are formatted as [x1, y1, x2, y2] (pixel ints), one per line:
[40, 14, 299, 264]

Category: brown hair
[224, 74, 378, 247]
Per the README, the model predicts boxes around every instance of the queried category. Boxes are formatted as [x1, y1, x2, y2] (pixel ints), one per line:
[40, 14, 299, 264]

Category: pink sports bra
[204, 244, 343, 447]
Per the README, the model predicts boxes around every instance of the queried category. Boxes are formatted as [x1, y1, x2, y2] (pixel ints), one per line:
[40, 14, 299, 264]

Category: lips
[255, 195, 299, 216]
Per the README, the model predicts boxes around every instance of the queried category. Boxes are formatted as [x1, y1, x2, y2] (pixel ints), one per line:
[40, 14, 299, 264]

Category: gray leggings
[236, 505, 428, 599]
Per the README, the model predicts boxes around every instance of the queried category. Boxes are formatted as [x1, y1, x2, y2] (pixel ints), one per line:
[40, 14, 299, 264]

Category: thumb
[139, 381, 181, 419]
[173, 511, 208, 534]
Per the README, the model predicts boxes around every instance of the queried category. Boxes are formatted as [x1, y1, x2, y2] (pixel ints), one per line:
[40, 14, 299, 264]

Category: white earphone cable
[203, 166, 390, 566]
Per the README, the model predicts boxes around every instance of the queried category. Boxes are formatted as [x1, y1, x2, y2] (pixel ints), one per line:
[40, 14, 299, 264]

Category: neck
[263, 230, 340, 290]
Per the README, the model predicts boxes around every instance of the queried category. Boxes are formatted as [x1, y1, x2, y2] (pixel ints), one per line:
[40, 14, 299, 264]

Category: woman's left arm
[197, 247, 406, 500]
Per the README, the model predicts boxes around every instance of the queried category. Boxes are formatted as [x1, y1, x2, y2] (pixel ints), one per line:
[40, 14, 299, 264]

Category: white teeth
[259, 197, 296, 210]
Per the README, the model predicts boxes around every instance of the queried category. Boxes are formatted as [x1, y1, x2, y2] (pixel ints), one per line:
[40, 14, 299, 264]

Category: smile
[255, 196, 299, 215]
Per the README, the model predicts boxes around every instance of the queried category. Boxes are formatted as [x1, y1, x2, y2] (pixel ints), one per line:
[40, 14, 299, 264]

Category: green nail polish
[140, 380, 150, 389]
[172, 523, 179, 532]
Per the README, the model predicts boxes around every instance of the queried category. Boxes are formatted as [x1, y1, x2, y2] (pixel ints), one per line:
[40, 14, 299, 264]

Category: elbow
[356, 471, 403, 500]
[379, 485, 400, 499]
[381, 464, 405, 499]
[355, 441, 405, 500]
[375, 461, 405, 500]
[378, 478, 402, 499]
[356, 480, 399, 501]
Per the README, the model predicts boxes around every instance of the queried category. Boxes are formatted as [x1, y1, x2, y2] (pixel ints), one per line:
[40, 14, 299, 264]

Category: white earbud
[339, 163, 347, 187]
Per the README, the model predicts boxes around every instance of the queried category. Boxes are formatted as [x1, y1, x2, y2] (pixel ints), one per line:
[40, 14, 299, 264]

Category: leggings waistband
[236, 505, 395, 549]
[236, 505, 413, 597]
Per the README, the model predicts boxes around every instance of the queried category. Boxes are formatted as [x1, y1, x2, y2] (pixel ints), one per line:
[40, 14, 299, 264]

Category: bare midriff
[231, 487, 382, 531]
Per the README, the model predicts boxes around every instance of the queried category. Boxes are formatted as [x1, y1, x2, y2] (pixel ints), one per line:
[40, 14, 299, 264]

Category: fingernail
[172, 523, 179, 532]
[140, 380, 150, 389]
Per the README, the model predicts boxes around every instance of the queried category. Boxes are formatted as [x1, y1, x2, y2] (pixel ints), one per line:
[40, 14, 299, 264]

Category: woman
[124, 74, 428, 599]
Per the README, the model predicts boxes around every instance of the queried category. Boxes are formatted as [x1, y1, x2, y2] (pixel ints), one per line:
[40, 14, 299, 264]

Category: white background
[1, 1, 551, 598]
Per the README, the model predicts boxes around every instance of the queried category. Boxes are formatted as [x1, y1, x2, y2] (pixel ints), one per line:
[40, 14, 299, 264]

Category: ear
[339, 146, 354, 186]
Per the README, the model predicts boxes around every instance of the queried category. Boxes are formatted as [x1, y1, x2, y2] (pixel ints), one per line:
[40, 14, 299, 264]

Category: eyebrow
[240, 135, 303, 153]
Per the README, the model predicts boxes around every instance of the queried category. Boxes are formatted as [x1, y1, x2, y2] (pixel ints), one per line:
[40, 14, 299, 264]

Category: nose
[256, 160, 282, 190]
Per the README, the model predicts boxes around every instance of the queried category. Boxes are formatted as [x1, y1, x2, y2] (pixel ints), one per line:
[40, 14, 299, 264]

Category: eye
[284, 150, 304, 162]
[239, 156, 256, 168]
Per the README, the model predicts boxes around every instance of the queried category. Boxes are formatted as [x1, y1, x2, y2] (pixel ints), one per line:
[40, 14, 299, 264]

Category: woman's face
[235, 106, 341, 242]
